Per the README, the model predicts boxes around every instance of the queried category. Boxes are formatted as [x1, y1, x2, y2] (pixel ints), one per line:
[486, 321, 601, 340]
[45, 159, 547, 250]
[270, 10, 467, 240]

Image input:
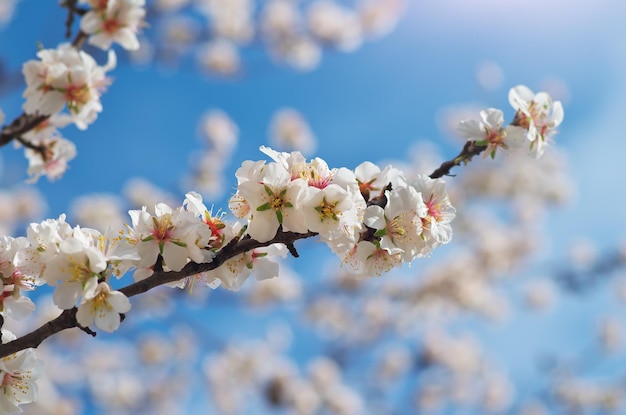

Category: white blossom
[203, 244, 288, 290]
[261, 0, 301, 39]
[126, 201, 214, 274]
[303, 184, 358, 241]
[363, 184, 428, 262]
[80, 0, 146, 51]
[22, 44, 116, 129]
[76, 281, 131, 332]
[343, 240, 402, 277]
[237, 162, 308, 242]
[25, 136, 77, 183]
[42, 227, 108, 309]
[412, 174, 456, 253]
[457, 108, 526, 158]
[0, 330, 43, 414]
[508, 85, 564, 158]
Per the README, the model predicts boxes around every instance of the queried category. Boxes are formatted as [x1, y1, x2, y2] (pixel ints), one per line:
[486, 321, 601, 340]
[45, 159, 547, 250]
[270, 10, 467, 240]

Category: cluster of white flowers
[26, 216, 135, 331]
[4, 0, 147, 182]
[79, 0, 146, 51]
[22, 45, 116, 130]
[18, 117, 78, 183]
[3, 79, 560, 322]
[125, 194, 215, 281]
[0, 193, 208, 341]
[228, 146, 455, 278]
[458, 85, 563, 159]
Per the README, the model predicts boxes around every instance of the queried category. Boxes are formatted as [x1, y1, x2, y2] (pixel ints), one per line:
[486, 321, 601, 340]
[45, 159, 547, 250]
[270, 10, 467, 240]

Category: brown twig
[63, 0, 77, 39]
[0, 114, 49, 148]
[15, 135, 48, 159]
[429, 140, 487, 179]
[61, 0, 88, 40]
[72, 30, 89, 49]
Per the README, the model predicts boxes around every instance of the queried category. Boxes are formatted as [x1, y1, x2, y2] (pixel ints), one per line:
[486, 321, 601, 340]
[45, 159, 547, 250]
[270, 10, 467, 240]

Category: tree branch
[0, 230, 318, 358]
[15, 135, 49, 162]
[121, 230, 317, 298]
[0, 309, 79, 353]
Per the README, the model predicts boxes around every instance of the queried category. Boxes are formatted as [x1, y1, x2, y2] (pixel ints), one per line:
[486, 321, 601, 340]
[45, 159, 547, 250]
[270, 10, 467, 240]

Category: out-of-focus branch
[555, 250, 626, 293]
[60, 0, 89, 39]
[0, 114, 49, 147]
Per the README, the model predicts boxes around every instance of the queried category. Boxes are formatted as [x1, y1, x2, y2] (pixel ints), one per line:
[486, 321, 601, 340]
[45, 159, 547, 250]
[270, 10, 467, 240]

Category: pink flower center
[486, 129, 503, 145]
[1, 372, 13, 388]
[425, 197, 442, 221]
[103, 18, 121, 35]
[64, 84, 91, 107]
[151, 216, 174, 241]
[95, 0, 109, 10]
[307, 170, 332, 189]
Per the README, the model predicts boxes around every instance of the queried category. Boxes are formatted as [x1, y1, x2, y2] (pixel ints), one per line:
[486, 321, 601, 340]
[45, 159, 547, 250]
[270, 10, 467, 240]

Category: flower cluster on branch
[0, 0, 144, 183]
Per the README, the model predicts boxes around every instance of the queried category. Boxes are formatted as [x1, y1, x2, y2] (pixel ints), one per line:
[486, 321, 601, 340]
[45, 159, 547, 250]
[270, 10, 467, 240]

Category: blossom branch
[120, 230, 318, 298]
[0, 230, 317, 358]
[0, 30, 88, 149]
[15, 135, 47, 154]
[0, 114, 48, 147]
[429, 140, 487, 179]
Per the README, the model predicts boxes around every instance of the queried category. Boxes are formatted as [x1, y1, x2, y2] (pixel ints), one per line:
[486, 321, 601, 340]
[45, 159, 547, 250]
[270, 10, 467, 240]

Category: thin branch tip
[79, 325, 97, 337]
[286, 243, 299, 258]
